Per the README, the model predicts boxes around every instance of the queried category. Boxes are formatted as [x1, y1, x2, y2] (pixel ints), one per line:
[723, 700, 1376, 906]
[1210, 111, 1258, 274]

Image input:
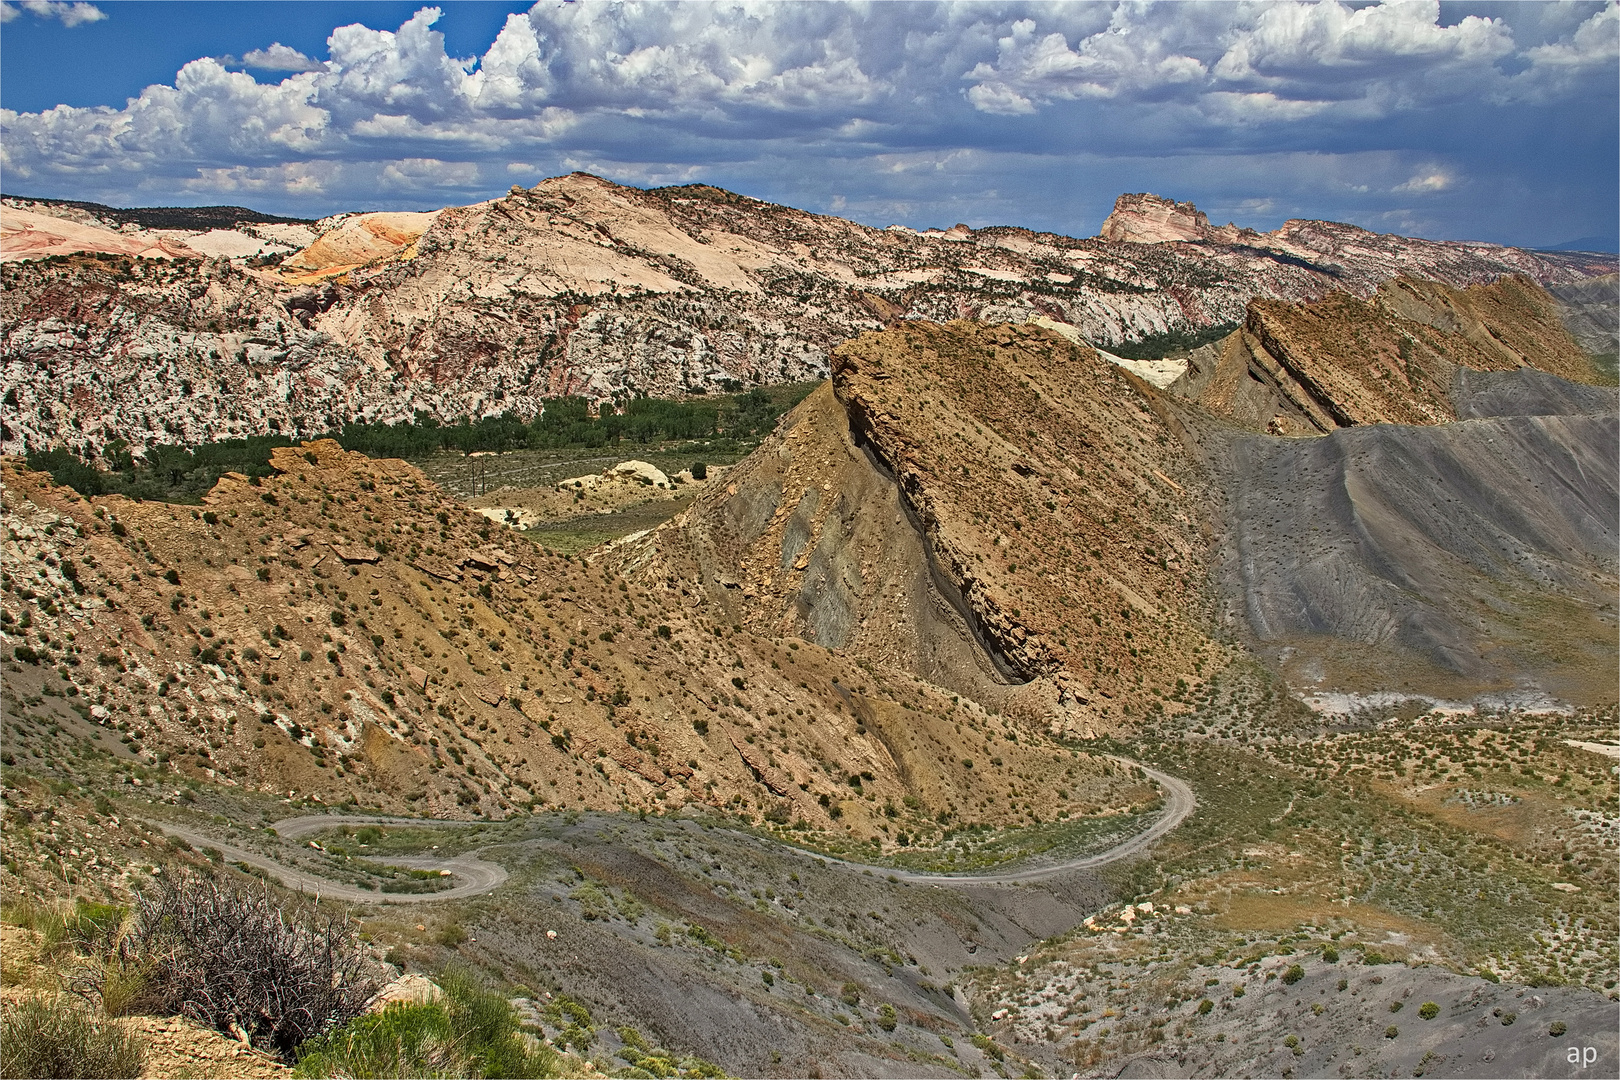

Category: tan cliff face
[1171, 274, 1607, 435]
[1098, 193, 1251, 245]
[3, 175, 1610, 455]
[279, 211, 443, 282]
[0, 441, 1144, 847]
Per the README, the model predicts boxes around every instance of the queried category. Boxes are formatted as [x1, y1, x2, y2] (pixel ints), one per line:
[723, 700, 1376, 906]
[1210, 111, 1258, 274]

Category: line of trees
[24, 385, 813, 504]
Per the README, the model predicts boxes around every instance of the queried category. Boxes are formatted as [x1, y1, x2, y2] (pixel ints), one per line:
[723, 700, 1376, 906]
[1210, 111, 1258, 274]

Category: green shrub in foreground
[0, 993, 146, 1079]
[293, 969, 560, 1079]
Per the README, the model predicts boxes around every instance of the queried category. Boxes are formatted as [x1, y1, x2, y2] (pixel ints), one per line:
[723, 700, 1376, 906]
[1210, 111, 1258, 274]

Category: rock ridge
[4, 174, 1612, 454]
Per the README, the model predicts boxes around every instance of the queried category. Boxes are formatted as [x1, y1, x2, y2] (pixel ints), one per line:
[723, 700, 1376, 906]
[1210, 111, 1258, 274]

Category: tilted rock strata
[1172, 275, 1608, 435]
[3, 174, 1612, 454]
[620, 322, 1246, 736]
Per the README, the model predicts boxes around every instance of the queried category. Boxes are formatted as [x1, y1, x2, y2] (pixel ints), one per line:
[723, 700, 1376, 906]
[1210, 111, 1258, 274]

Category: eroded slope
[1209, 409, 1619, 704]
[0, 442, 1144, 853]
[1173, 278, 1620, 705]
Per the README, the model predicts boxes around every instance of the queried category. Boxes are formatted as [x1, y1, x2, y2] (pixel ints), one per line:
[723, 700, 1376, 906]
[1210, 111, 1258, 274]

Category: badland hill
[0, 437, 1151, 858]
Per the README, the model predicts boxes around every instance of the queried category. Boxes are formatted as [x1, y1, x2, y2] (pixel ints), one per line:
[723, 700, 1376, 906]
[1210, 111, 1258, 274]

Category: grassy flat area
[413, 443, 757, 502]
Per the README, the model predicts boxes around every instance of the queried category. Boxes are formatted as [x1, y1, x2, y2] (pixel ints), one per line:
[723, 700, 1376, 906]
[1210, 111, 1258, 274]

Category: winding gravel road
[885, 762, 1195, 885]
[147, 818, 508, 905]
[143, 760, 1193, 903]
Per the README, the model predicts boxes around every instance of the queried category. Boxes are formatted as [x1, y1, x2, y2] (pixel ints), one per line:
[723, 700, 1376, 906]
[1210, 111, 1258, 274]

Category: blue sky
[2, 1, 1616, 248]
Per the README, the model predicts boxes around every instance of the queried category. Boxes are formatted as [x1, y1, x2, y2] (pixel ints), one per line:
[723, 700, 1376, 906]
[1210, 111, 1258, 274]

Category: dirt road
[147, 819, 507, 905]
[145, 759, 1193, 902]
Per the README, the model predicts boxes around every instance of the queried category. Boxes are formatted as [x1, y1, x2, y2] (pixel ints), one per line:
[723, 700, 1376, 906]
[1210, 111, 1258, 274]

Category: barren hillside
[0, 441, 1147, 863]
[617, 320, 1246, 738]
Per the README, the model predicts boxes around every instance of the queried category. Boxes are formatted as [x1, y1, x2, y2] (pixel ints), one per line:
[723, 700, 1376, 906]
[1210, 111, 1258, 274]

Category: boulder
[610, 460, 672, 488]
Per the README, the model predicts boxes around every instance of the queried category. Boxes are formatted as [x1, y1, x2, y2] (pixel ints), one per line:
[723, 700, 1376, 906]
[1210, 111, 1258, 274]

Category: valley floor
[4, 692, 1616, 1078]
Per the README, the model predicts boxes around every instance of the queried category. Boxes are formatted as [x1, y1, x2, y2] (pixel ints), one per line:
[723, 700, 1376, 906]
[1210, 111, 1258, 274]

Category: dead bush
[108, 871, 382, 1061]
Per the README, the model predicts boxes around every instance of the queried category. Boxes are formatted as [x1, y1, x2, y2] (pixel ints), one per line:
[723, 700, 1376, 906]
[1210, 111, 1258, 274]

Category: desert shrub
[0, 993, 145, 1079]
[294, 969, 561, 1079]
[1550, 1021, 1567, 1036]
[1196, 999, 1214, 1015]
[1281, 964, 1304, 985]
[540, 994, 593, 1053]
[108, 871, 381, 1061]
[1419, 1001, 1440, 1020]
[877, 1003, 897, 1032]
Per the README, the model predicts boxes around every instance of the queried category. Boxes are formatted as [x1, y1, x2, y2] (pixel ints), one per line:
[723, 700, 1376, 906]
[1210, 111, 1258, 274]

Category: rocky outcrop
[0, 207, 204, 262]
[619, 321, 1241, 736]
[1170, 275, 1608, 434]
[279, 212, 442, 283]
[1098, 192, 1253, 245]
[2, 174, 1612, 454]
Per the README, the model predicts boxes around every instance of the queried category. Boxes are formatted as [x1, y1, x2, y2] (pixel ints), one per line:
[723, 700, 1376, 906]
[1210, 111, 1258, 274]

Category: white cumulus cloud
[0, 0, 1611, 246]
[1394, 170, 1453, 194]
[238, 43, 328, 73]
[964, 10, 1211, 115]
[1, 0, 105, 25]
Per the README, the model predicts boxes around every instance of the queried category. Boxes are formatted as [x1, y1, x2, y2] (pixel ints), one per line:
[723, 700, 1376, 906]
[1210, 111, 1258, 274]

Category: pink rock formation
[0, 207, 201, 262]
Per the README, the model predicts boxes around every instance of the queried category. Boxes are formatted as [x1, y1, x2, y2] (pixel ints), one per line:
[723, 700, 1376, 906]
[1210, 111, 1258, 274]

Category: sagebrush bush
[107, 871, 382, 1061]
[0, 993, 145, 1079]
[292, 968, 560, 1079]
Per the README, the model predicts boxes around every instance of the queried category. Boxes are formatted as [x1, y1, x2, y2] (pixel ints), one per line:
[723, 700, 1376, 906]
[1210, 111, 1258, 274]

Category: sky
[2, 1, 1616, 248]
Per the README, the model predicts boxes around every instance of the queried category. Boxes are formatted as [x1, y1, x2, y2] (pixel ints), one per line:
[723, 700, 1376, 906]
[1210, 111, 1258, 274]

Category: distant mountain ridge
[1542, 235, 1619, 254]
[0, 194, 319, 230]
[1, 175, 1613, 455]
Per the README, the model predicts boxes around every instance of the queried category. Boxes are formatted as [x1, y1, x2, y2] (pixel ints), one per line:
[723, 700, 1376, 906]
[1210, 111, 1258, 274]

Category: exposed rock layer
[621, 321, 1242, 736]
[1171, 275, 1608, 435]
[3, 175, 1611, 454]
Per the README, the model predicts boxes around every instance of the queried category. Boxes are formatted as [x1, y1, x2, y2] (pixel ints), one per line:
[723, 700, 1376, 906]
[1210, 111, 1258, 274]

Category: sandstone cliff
[3, 175, 1611, 455]
[1170, 275, 1609, 435]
